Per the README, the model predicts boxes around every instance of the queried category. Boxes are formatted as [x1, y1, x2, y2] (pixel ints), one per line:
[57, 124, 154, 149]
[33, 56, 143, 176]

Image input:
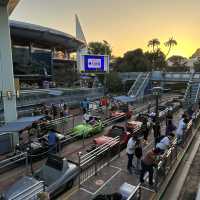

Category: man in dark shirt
[48, 129, 58, 153]
[140, 148, 160, 186]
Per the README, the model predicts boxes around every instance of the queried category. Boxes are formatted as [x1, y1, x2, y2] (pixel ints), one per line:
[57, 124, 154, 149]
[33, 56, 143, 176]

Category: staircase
[184, 73, 200, 107]
[128, 72, 151, 98]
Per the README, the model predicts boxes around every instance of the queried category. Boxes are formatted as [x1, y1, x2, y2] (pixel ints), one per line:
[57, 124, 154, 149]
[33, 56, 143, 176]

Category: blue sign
[84, 55, 105, 72]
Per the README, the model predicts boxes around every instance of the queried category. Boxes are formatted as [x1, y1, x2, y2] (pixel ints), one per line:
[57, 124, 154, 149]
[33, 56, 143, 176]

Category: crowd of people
[126, 105, 195, 188]
[32, 101, 69, 120]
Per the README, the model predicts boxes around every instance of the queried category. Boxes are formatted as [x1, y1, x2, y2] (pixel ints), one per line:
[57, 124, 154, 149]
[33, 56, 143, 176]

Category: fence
[77, 136, 120, 186]
[126, 185, 142, 200]
[7, 181, 45, 200]
[0, 152, 28, 174]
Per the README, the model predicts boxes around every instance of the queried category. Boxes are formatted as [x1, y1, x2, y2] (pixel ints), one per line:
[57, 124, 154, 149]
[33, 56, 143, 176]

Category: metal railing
[119, 72, 200, 82]
[195, 83, 200, 103]
[126, 184, 142, 200]
[78, 136, 120, 186]
[0, 152, 28, 173]
[128, 73, 143, 96]
[135, 72, 151, 98]
[183, 73, 194, 103]
[7, 180, 45, 200]
[154, 121, 193, 190]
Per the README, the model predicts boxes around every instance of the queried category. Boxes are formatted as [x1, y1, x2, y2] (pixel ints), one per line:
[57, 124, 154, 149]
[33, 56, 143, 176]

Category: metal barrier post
[175, 141, 178, 159]
[58, 141, 61, 156]
[138, 186, 142, 200]
[118, 139, 121, 158]
[82, 131, 85, 147]
[95, 151, 98, 175]
[154, 167, 158, 192]
[62, 117, 65, 134]
[78, 152, 82, 188]
[25, 152, 29, 175]
[43, 181, 45, 192]
[73, 115, 75, 128]
[107, 144, 111, 167]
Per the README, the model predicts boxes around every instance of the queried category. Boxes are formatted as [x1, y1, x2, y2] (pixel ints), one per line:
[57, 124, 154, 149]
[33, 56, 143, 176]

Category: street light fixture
[152, 86, 163, 146]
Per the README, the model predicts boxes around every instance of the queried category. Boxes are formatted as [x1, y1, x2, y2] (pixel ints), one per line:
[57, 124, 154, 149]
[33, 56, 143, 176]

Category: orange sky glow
[11, 0, 200, 58]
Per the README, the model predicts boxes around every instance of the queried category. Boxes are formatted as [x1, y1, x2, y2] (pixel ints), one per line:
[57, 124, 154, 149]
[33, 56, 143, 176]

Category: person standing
[176, 115, 186, 144]
[48, 129, 58, 153]
[166, 110, 173, 126]
[140, 148, 161, 186]
[83, 111, 91, 123]
[165, 120, 176, 135]
[126, 136, 136, 174]
[135, 138, 143, 171]
[142, 118, 150, 144]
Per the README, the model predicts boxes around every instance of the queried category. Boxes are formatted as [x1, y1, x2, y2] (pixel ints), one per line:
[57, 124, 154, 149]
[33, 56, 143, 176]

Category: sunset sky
[11, 0, 200, 58]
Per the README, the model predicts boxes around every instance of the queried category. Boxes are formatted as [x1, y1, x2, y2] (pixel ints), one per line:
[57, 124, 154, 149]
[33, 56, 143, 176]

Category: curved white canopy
[0, 0, 20, 15]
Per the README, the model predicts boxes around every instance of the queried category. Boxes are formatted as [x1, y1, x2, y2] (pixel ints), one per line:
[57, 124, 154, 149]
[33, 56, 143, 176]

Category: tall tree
[147, 38, 161, 70]
[145, 49, 166, 70]
[147, 38, 160, 52]
[164, 37, 177, 57]
[105, 72, 123, 93]
[88, 41, 112, 56]
[113, 49, 152, 72]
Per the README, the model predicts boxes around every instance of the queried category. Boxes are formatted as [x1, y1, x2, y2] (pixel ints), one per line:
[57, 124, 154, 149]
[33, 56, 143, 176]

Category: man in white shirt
[83, 112, 91, 123]
[126, 136, 136, 174]
[176, 115, 186, 144]
[156, 133, 175, 153]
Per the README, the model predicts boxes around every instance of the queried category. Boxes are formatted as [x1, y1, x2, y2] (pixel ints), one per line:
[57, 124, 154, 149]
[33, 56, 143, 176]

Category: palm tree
[164, 37, 177, 57]
[148, 38, 160, 52]
[148, 38, 160, 70]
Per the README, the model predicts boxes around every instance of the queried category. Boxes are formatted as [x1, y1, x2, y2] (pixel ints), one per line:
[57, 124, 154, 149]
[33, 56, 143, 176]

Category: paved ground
[178, 143, 200, 200]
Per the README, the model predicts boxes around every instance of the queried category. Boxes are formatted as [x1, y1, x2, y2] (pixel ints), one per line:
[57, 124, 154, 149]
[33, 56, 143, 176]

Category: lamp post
[152, 87, 162, 146]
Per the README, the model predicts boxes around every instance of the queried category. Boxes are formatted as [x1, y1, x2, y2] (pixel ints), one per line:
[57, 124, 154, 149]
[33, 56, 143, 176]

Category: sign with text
[80, 55, 109, 72]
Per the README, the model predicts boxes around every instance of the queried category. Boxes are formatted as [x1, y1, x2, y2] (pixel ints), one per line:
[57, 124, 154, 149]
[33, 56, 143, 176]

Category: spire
[75, 14, 87, 44]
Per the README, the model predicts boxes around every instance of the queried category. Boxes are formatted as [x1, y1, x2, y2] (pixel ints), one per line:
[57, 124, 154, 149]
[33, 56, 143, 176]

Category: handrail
[184, 72, 194, 102]
[135, 72, 151, 97]
[126, 184, 141, 200]
[0, 152, 27, 170]
[80, 137, 120, 165]
[128, 72, 143, 96]
[9, 180, 44, 200]
[126, 115, 194, 200]
[195, 83, 200, 103]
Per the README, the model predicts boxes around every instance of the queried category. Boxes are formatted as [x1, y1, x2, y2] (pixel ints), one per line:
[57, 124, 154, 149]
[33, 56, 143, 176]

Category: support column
[0, 6, 17, 122]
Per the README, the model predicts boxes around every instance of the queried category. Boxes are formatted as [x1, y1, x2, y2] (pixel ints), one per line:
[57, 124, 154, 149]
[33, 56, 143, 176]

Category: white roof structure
[0, 0, 20, 15]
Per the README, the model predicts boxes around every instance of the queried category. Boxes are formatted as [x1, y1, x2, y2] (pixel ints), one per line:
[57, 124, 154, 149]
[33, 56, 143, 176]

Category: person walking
[140, 148, 161, 186]
[126, 136, 136, 174]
